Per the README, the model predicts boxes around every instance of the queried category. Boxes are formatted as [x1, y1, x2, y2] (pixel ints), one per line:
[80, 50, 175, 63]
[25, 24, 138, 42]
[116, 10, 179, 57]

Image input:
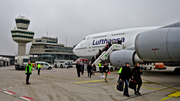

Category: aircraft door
[88, 44, 91, 52]
[87, 37, 92, 52]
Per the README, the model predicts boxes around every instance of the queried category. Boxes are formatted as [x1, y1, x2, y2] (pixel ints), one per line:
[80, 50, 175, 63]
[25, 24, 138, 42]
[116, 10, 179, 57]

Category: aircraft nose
[73, 47, 79, 56]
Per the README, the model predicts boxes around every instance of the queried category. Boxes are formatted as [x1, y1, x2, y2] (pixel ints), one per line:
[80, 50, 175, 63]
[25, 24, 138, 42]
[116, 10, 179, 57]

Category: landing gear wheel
[174, 68, 180, 75]
[60, 65, 63, 68]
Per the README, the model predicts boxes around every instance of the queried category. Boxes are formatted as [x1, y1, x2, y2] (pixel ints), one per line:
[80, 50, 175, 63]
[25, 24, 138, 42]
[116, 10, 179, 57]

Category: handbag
[129, 80, 136, 89]
[117, 80, 123, 91]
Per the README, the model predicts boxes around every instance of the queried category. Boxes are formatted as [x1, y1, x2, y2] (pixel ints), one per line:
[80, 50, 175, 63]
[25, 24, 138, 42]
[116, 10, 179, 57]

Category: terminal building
[29, 37, 78, 64]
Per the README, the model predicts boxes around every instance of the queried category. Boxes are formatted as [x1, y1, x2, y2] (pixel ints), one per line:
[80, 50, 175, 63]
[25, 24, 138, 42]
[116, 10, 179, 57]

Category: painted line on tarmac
[75, 78, 115, 84]
[1, 77, 38, 92]
[40, 75, 83, 81]
[4, 91, 16, 95]
[161, 91, 180, 101]
[20, 96, 34, 101]
[143, 79, 180, 91]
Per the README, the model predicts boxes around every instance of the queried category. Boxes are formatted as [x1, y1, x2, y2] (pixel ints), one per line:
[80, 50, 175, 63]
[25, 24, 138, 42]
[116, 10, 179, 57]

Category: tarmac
[0, 66, 180, 101]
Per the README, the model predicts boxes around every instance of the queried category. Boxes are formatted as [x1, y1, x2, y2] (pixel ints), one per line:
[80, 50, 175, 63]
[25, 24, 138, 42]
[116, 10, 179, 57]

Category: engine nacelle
[135, 28, 180, 62]
[110, 50, 144, 67]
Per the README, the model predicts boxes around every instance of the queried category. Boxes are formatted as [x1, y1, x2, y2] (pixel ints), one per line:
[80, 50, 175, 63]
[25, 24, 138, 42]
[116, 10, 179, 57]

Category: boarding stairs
[92, 44, 123, 66]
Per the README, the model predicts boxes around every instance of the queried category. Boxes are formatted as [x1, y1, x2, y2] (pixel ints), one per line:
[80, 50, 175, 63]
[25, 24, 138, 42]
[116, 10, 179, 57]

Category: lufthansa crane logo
[152, 48, 159, 55]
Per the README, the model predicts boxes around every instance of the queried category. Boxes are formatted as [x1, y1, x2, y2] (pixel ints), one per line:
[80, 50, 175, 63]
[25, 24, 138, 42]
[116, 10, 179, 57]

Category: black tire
[48, 67, 52, 70]
[60, 64, 63, 68]
[54, 64, 57, 68]
[144, 67, 147, 70]
[149, 67, 152, 70]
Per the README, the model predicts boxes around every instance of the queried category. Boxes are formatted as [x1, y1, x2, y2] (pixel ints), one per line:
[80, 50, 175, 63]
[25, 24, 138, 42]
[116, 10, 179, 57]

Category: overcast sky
[0, 0, 180, 55]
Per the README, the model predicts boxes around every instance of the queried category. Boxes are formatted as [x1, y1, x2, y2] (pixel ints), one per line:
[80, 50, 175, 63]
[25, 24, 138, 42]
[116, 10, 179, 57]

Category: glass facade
[11, 30, 34, 35]
[12, 35, 33, 39]
[30, 37, 78, 64]
[15, 19, 30, 24]
[35, 40, 57, 43]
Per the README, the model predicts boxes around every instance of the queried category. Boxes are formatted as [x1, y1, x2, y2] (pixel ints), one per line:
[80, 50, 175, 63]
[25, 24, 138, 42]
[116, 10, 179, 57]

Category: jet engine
[135, 28, 180, 62]
[110, 50, 144, 67]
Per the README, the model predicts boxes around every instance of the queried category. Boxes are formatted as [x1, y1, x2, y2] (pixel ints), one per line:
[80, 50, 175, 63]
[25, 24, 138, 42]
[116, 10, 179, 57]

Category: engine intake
[135, 28, 180, 62]
[110, 50, 144, 67]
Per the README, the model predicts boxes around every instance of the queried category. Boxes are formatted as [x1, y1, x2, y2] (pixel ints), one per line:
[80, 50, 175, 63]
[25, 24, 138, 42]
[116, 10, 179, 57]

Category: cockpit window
[83, 38, 86, 40]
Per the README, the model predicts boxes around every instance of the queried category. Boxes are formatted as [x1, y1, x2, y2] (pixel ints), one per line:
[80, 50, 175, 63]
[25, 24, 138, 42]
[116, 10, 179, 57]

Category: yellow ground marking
[75, 78, 114, 84]
[161, 97, 172, 101]
[114, 86, 176, 92]
[161, 91, 180, 101]
[168, 91, 180, 97]
[143, 79, 180, 91]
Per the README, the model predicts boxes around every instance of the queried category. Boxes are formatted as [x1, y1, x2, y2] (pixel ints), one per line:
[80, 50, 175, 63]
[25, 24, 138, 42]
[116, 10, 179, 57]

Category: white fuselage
[73, 27, 160, 60]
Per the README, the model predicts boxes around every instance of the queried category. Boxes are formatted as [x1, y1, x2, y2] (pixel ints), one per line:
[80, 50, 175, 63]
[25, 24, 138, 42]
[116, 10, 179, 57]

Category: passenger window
[40, 63, 44, 65]
[45, 63, 49, 66]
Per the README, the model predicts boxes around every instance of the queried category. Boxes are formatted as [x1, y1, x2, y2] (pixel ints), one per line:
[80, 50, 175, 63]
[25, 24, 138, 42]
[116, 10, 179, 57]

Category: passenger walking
[76, 62, 81, 77]
[132, 63, 142, 95]
[81, 62, 84, 75]
[87, 62, 92, 78]
[37, 63, 41, 75]
[118, 40, 122, 44]
[91, 56, 95, 64]
[92, 64, 96, 76]
[25, 61, 32, 85]
[105, 44, 108, 51]
[96, 54, 99, 59]
[120, 62, 132, 97]
[108, 42, 112, 48]
[99, 49, 102, 56]
[103, 63, 109, 82]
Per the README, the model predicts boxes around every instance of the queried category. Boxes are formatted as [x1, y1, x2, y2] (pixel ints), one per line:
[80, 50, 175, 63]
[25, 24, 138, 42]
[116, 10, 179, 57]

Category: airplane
[73, 22, 180, 73]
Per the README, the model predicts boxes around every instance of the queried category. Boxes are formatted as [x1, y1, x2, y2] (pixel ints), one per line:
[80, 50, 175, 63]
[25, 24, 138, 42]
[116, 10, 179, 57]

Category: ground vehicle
[35, 61, 52, 70]
[54, 61, 73, 68]
[154, 62, 166, 70]
[15, 55, 29, 70]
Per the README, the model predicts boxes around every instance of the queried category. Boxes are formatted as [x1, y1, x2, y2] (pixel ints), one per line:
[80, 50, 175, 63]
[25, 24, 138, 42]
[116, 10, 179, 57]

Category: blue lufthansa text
[92, 38, 125, 45]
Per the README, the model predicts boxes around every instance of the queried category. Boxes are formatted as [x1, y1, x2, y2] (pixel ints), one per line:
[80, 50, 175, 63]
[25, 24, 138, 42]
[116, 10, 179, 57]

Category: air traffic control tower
[11, 16, 34, 55]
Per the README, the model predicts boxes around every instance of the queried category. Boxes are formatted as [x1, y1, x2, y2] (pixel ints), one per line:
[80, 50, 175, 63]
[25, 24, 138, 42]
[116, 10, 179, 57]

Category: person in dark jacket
[76, 62, 81, 77]
[103, 63, 109, 82]
[87, 62, 92, 78]
[120, 62, 132, 97]
[105, 44, 108, 51]
[108, 42, 112, 48]
[99, 49, 102, 56]
[92, 64, 96, 76]
[132, 63, 142, 95]
[81, 62, 84, 75]
[91, 56, 95, 64]
[118, 40, 122, 44]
